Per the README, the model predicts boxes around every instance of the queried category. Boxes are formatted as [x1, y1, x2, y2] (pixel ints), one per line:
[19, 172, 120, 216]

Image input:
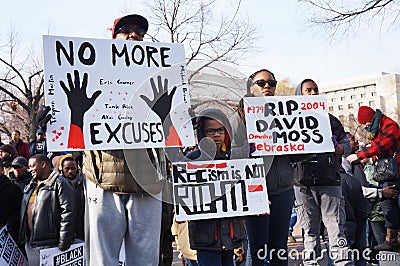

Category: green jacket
[83, 148, 166, 194]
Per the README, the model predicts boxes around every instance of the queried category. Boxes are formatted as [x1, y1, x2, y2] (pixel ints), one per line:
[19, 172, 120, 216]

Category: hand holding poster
[172, 158, 269, 221]
[244, 95, 334, 156]
[43, 35, 195, 151]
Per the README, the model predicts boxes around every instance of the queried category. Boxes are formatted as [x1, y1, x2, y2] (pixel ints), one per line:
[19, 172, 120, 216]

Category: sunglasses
[116, 25, 146, 38]
[205, 127, 225, 135]
[253, 79, 277, 88]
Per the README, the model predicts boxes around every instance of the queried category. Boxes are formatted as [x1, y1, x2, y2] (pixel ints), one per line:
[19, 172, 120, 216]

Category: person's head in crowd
[11, 156, 29, 179]
[0, 144, 18, 167]
[357, 106, 375, 129]
[60, 154, 78, 180]
[195, 109, 231, 158]
[246, 69, 277, 97]
[29, 154, 51, 181]
[52, 155, 62, 173]
[112, 14, 148, 41]
[295, 78, 319, 96]
[11, 130, 21, 142]
[346, 132, 359, 154]
[36, 128, 45, 141]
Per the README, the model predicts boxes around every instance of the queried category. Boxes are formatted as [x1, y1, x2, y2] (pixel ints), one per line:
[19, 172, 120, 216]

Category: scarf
[366, 109, 382, 140]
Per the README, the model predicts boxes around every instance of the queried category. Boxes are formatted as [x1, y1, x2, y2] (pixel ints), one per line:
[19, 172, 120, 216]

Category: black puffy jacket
[19, 171, 76, 250]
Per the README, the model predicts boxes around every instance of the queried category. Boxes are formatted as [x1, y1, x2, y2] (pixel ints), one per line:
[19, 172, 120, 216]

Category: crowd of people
[0, 12, 399, 266]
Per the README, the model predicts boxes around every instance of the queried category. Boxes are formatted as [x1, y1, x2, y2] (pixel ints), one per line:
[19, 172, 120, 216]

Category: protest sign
[39, 242, 84, 266]
[43, 35, 195, 151]
[244, 95, 334, 156]
[172, 158, 269, 221]
[0, 226, 27, 266]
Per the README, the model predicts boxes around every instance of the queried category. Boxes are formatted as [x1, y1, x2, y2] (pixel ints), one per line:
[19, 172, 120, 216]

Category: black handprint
[140, 76, 177, 141]
[60, 70, 102, 129]
[60, 70, 101, 148]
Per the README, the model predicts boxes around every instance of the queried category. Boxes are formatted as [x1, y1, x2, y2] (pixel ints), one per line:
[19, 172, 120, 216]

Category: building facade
[320, 72, 400, 129]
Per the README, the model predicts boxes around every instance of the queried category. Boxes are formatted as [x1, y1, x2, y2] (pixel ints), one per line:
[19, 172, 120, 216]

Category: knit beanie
[358, 106, 375, 124]
[0, 144, 18, 159]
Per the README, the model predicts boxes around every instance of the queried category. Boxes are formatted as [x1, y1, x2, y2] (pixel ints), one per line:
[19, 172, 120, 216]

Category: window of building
[348, 103, 353, 109]
[331, 98, 335, 102]
[338, 105, 343, 110]
[360, 93, 366, 98]
[340, 96, 345, 101]
[371, 92, 377, 96]
[350, 95, 356, 99]
[369, 100, 375, 106]
[358, 102, 363, 107]
[329, 106, 334, 112]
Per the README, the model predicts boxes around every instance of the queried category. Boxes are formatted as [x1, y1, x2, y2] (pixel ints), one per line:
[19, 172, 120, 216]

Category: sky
[1, 0, 399, 86]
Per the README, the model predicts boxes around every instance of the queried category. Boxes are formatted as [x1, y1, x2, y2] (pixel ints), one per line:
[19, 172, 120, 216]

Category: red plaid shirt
[357, 115, 400, 170]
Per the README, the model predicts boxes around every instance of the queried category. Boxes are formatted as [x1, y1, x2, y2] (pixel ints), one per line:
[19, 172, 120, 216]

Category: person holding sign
[347, 106, 400, 251]
[19, 154, 76, 265]
[0, 163, 22, 243]
[184, 108, 245, 266]
[293, 79, 353, 266]
[231, 69, 297, 266]
[82, 14, 166, 266]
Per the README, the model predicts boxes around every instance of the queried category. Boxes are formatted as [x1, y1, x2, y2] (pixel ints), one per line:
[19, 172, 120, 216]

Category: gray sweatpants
[85, 180, 162, 266]
[295, 185, 354, 266]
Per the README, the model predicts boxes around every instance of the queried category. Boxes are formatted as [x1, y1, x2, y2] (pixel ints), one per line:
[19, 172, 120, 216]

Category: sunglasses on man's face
[253, 79, 277, 88]
[116, 25, 146, 38]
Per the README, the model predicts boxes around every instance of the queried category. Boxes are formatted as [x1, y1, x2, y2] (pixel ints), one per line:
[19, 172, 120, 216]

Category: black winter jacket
[19, 171, 76, 250]
[0, 174, 22, 241]
[230, 114, 296, 195]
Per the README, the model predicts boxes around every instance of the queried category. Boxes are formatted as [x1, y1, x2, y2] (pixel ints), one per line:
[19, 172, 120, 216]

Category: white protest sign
[0, 226, 28, 266]
[39, 242, 84, 266]
[244, 95, 334, 156]
[43, 35, 195, 151]
[172, 158, 269, 221]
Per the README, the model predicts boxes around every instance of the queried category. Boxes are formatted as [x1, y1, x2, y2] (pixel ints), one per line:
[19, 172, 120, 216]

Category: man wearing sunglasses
[83, 14, 166, 266]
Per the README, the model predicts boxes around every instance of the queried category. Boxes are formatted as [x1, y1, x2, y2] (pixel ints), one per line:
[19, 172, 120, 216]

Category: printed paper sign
[172, 158, 269, 221]
[244, 95, 334, 156]
[0, 226, 28, 266]
[43, 35, 195, 151]
[39, 243, 84, 266]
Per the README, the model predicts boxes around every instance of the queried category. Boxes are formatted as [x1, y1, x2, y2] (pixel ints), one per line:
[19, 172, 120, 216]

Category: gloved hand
[382, 185, 399, 199]
[37, 105, 52, 131]
[58, 242, 71, 252]
[249, 142, 256, 155]
[331, 135, 339, 151]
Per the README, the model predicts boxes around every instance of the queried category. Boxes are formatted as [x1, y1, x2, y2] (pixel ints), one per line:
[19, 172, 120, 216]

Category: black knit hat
[0, 144, 18, 159]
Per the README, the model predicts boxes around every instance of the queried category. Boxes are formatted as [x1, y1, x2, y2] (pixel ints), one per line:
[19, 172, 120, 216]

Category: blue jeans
[245, 188, 294, 266]
[196, 249, 233, 266]
[288, 206, 297, 233]
[184, 258, 199, 266]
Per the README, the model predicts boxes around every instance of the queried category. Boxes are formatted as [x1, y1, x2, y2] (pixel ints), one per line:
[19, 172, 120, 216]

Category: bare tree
[0, 34, 44, 142]
[299, 0, 400, 37]
[275, 78, 297, 96]
[145, 0, 258, 81]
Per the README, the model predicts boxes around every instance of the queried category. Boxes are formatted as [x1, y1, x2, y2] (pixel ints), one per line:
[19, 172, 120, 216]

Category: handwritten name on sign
[40, 243, 84, 266]
[0, 226, 28, 266]
[172, 158, 269, 221]
[43, 35, 195, 151]
[244, 95, 334, 156]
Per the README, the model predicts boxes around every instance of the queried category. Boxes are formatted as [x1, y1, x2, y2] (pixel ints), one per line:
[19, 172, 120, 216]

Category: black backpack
[294, 152, 340, 186]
